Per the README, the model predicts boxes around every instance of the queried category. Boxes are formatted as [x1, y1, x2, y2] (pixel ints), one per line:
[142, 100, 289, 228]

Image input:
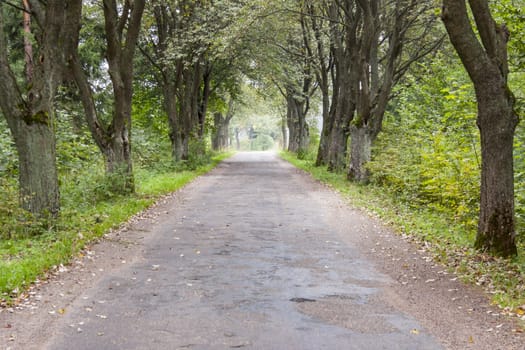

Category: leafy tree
[141, 0, 247, 161]
[70, 0, 146, 194]
[442, 0, 519, 256]
[0, 1, 82, 217]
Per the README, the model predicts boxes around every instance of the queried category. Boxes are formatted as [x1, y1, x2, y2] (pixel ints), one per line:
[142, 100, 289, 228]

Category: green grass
[280, 151, 525, 313]
[0, 152, 232, 304]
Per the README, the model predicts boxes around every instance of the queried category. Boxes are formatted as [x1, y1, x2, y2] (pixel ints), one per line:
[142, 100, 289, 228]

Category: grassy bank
[0, 153, 232, 304]
[280, 151, 525, 315]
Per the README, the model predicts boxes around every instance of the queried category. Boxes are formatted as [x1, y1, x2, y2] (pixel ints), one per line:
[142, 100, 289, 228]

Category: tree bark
[327, 55, 356, 172]
[212, 112, 231, 151]
[286, 93, 309, 154]
[198, 63, 212, 139]
[281, 114, 288, 150]
[212, 98, 234, 151]
[442, 0, 518, 256]
[348, 126, 373, 182]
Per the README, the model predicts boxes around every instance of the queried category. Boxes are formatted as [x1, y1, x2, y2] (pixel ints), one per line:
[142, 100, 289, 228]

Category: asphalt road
[40, 152, 445, 349]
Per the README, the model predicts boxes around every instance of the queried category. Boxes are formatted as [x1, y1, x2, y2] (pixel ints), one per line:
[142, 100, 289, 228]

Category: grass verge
[0, 152, 232, 305]
[280, 151, 525, 317]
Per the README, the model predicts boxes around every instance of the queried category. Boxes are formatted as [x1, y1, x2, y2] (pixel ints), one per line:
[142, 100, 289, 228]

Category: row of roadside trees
[262, 0, 522, 257]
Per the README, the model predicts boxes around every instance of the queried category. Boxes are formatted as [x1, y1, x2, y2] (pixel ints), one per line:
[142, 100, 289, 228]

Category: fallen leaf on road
[410, 329, 419, 335]
[58, 308, 66, 315]
[468, 336, 474, 343]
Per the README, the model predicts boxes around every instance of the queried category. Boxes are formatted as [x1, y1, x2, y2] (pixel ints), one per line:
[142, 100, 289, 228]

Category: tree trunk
[106, 75, 134, 192]
[476, 95, 517, 255]
[281, 114, 288, 150]
[327, 75, 354, 172]
[16, 118, 60, 216]
[235, 127, 240, 150]
[442, 0, 518, 256]
[327, 120, 349, 172]
[212, 112, 223, 151]
[315, 89, 333, 166]
[347, 126, 373, 182]
[286, 93, 309, 154]
[163, 80, 184, 162]
[198, 64, 212, 139]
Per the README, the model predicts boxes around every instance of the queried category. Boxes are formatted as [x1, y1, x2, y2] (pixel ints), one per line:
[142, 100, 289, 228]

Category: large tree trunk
[16, 118, 60, 216]
[212, 99, 234, 151]
[347, 126, 373, 182]
[442, 0, 518, 256]
[0, 1, 81, 217]
[327, 73, 354, 172]
[326, 119, 350, 172]
[476, 94, 517, 255]
[211, 117, 220, 151]
[212, 112, 224, 151]
[286, 93, 309, 154]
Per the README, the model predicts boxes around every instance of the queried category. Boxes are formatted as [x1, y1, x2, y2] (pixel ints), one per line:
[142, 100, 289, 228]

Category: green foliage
[175, 138, 213, 171]
[367, 54, 481, 231]
[251, 134, 275, 151]
[0, 119, 16, 175]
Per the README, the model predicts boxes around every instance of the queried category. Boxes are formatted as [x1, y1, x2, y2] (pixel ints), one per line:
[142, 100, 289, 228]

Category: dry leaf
[410, 329, 419, 335]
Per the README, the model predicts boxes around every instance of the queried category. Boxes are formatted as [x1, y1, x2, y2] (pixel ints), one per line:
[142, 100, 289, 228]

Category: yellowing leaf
[410, 329, 419, 335]
[58, 308, 66, 315]
[468, 336, 474, 343]
[516, 309, 525, 316]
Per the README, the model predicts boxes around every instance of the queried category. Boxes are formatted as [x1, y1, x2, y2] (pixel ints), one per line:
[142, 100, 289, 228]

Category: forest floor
[1, 152, 524, 349]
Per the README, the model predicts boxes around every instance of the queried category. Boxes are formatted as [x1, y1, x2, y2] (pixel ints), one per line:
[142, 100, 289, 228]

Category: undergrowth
[280, 151, 525, 314]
